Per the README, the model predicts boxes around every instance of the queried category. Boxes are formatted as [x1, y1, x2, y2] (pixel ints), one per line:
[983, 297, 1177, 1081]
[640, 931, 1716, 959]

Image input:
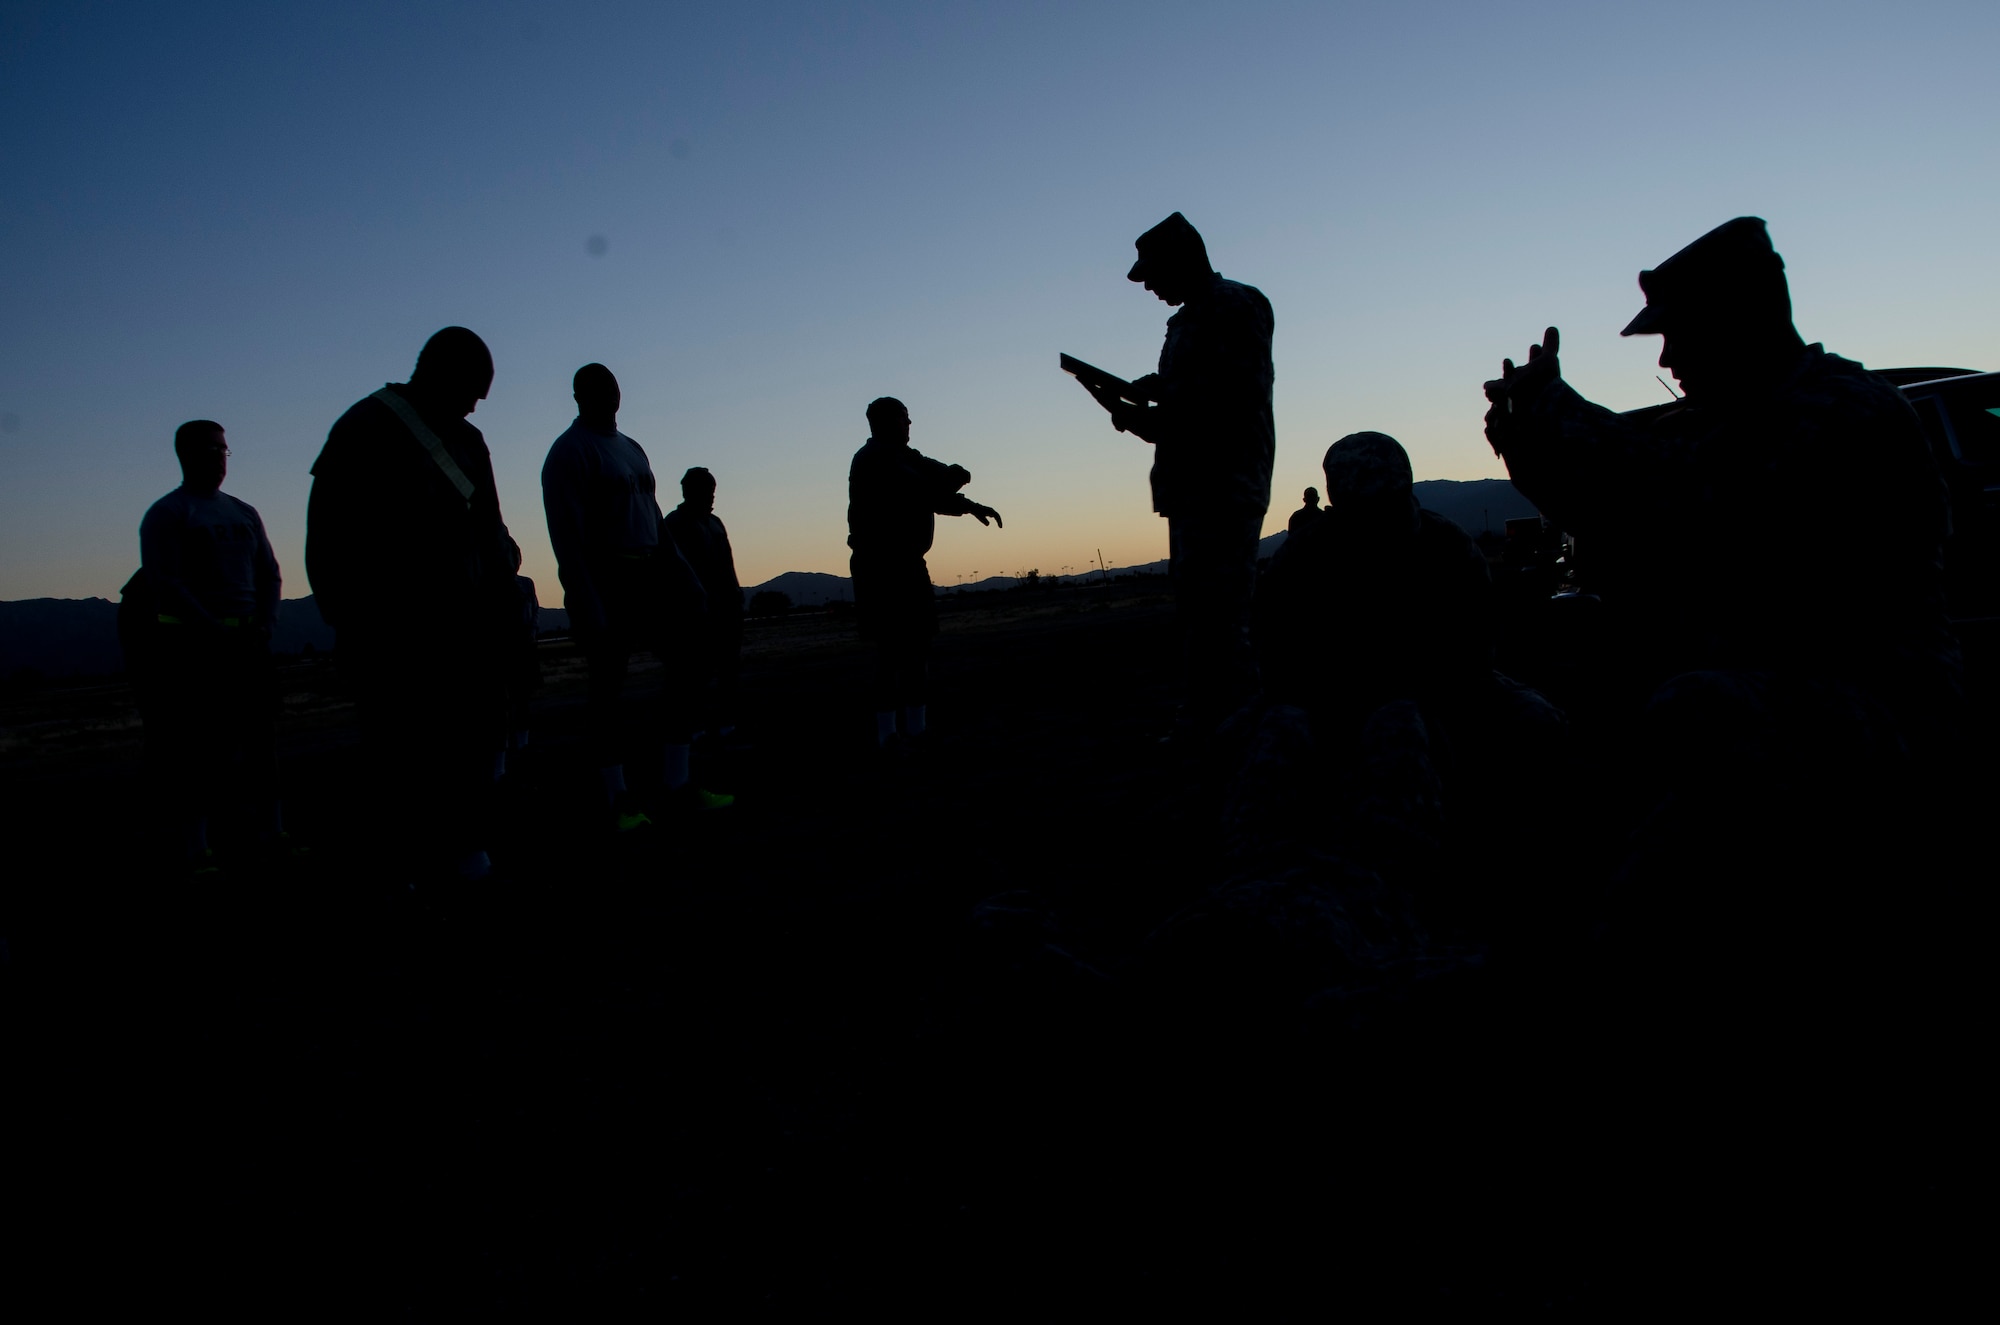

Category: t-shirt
[139, 486, 281, 625]
[542, 422, 665, 566]
[542, 420, 687, 632]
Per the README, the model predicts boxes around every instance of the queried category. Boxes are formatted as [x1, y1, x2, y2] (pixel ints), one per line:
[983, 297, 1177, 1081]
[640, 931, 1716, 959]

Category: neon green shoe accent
[690, 788, 735, 811]
[190, 850, 221, 877]
[615, 809, 654, 833]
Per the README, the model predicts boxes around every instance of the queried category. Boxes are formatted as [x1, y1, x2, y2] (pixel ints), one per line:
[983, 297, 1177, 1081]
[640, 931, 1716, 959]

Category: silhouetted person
[1482, 217, 1960, 1027]
[846, 397, 1001, 748]
[136, 420, 284, 870]
[1255, 434, 1494, 731]
[306, 327, 527, 880]
[1242, 432, 1563, 930]
[543, 364, 730, 826]
[1076, 212, 1275, 737]
[1287, 485, 1325, 537]
[664, 466, 744, 738]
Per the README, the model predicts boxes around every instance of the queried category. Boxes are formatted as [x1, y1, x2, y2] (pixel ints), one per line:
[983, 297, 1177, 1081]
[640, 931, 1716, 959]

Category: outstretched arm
[921, 455, 1003, 527]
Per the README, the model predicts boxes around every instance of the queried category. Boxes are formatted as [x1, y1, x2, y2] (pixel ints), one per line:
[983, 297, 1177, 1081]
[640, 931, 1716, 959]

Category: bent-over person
[306, 326, 527, 881]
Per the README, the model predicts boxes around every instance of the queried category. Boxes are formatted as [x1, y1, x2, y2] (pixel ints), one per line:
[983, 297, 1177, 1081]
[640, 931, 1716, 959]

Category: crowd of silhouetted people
[125, 209, 1969, 1054]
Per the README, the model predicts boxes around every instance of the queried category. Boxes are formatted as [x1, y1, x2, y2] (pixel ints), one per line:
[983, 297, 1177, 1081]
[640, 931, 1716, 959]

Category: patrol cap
[1128, 212, 1211, 282]
[1622, 216, 1790, 336]
[1323, 431, 1413, 500]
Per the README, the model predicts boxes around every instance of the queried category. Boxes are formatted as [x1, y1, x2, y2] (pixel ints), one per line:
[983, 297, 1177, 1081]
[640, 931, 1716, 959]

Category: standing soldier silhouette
[306, 327, 527, 882]
[664, 466, 744, 741]
[1076, 212, 1276, 742]
[846, 397, 1002, 750]
[134, 420, 285, 872]
[543, 364, 731, 829]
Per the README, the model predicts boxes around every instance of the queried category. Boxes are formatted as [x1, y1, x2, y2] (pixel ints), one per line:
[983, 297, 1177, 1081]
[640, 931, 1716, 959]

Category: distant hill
[743, 571, 852, 609]
[0, 598, 123, 679]
[1410, 478, 1539, 536]
[0, 590, 575, 681]
[0, 594, 340, 680]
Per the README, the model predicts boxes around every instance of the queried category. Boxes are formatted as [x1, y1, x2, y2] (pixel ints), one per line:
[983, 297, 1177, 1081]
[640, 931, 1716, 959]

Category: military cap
[1323, 431, 1413, 501]
[1128, 212, 1211, 282]
[1622, 216, 1789, 336]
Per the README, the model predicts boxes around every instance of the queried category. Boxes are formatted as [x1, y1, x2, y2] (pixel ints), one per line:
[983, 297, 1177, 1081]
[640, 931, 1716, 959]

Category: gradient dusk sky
[3, 1, 1996, 603]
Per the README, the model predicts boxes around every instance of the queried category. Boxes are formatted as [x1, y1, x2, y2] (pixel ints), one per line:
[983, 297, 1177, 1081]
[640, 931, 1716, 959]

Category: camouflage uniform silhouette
[1121, 214, 1276, 730]
[1247, 433, 1562, 901]
[1483, 218, 1961, 1013]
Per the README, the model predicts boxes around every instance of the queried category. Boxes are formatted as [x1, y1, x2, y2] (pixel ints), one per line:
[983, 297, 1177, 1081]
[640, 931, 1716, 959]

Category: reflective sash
[370, 387, 475, 507]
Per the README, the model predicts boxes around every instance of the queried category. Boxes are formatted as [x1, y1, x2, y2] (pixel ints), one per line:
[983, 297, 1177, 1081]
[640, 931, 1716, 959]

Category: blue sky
[3, 0, 1996, 601]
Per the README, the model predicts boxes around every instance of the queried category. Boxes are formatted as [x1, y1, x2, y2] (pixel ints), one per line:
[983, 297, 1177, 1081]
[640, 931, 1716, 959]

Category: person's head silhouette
[682, 466, 716, 513]
[1127, 212, 1214, 307]
[1303, 486, 1321, 510]
[1621, 217, 1804, 404]
[410, 327, 494, 418]
[1323, 432, 1418, 539]
[574, 363, 620, 430]
[175, 419, 228, 495]
[867, 397, 911, 445]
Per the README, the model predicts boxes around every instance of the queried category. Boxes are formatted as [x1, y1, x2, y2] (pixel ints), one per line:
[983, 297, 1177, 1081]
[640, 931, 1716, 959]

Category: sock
[510, 728, 530, 751]
[664, 743, 691, 791]
[875, 711, 897, 747]
[900, 704, 927, 738]
[491, 750, 508, 782]
[599, 763, 628, 807]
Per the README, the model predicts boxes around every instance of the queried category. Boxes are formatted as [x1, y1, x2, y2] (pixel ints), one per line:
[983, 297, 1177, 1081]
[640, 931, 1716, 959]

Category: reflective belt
[371, 387, 475, 507]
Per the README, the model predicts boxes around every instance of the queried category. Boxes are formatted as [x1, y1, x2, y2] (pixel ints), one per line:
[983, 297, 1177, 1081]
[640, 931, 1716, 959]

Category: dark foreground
[2, 586, 1980, 1313]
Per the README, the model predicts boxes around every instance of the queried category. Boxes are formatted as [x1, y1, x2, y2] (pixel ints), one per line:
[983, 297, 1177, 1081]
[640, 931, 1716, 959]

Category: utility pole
[1096, 548, 1110, 586]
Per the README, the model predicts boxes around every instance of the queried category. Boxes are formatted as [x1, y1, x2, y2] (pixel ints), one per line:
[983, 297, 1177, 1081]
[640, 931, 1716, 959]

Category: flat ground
[1, 581, 1979, 1313]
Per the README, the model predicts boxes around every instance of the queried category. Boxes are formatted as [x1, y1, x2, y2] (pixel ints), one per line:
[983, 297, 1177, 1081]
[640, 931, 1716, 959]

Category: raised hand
[1483, 326, 1561, 409]
[970, 503, 1003, 529]
[1483, 326, 1559, 456]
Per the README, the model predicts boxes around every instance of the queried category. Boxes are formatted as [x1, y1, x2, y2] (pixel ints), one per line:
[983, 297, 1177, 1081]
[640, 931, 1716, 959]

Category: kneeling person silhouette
[543, 364, 732, 828]
[846, 397, 1002, 750]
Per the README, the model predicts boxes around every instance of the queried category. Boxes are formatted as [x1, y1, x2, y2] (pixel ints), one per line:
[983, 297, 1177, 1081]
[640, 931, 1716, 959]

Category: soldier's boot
[665, 742, 734, 811]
